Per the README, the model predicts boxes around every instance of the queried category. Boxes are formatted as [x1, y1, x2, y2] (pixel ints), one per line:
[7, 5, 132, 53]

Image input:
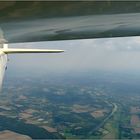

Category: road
[89, 102, 118, 134]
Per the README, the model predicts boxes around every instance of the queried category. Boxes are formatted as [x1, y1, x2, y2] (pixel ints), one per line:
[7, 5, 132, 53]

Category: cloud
[6, 36, 140, 77]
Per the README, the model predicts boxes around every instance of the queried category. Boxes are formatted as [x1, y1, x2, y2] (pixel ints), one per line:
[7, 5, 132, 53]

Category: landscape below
[0, 71, 140, 139]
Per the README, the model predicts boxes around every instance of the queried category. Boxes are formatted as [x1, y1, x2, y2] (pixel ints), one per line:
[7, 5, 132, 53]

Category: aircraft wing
[1, 1, 140, 43]
[2, 48, 64, 54]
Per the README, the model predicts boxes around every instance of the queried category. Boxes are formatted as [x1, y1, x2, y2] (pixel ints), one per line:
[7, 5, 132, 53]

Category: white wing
[2, 48, 64, 54]
[0, 44, 64, 91]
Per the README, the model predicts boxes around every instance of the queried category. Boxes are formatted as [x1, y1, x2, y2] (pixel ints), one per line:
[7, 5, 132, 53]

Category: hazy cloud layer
[6, 36, 140, 77]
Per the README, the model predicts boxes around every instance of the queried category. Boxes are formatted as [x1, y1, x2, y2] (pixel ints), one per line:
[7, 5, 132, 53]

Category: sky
[6, 36, 140, 78]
